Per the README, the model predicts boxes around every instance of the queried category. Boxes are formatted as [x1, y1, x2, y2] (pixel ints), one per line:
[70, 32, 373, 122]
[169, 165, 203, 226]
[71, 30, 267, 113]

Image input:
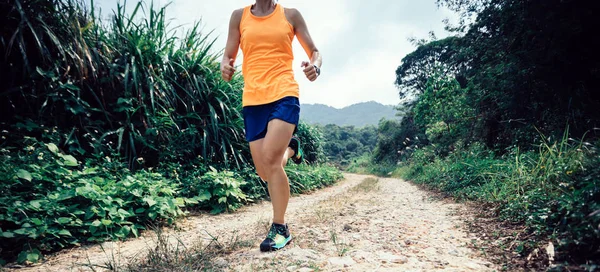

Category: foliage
[346, 154, 396, 177]
[199, 168, 248, 214]
[295, 122, 325, 165]
[319, 124, 378, 168]
[0, 0, 249, 169]
[0, 137, 189, 264]
[0, 134, 342, 264]
[372, 115, 428, 164]
[399, 136, 600, 264]
[397, 0, 600, 149]
[285, 164, 344, 195]
[412, 72, 473, 147]
[372, 0, 600, 267]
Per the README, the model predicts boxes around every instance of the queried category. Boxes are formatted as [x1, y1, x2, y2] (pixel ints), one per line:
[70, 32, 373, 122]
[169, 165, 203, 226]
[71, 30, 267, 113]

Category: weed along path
[10, 174, 495, 272]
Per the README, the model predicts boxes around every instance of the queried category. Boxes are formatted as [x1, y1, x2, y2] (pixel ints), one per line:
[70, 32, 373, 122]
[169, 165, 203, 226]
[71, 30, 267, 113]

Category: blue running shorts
[242, 96, 300, 142]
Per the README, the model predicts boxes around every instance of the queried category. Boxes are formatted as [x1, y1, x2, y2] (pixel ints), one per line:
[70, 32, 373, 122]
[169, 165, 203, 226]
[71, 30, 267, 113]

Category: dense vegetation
[301, 101, 398, 127]
[371, 0, 600, 269]
[318, 124, 378, 168]
[0, 0, 341, 265]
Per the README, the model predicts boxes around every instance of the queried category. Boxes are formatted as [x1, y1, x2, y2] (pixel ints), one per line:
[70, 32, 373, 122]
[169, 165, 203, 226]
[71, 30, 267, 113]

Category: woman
[220, 0, 322, 252]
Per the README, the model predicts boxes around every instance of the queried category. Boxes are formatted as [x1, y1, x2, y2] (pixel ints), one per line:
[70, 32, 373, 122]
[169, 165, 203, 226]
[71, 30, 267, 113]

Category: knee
[263, 151, 283, 171]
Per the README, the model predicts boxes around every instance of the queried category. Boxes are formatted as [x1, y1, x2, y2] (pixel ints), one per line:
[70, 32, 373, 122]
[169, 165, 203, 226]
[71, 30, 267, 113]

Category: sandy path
[9, 174, 495, 272]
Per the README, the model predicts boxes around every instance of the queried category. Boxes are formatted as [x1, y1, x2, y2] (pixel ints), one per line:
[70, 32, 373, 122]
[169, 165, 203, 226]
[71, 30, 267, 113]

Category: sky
[95, 0, 456, 108]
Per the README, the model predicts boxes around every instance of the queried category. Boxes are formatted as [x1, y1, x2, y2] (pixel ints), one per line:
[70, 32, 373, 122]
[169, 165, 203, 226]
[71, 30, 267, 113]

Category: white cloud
[94, 0, 457, 108]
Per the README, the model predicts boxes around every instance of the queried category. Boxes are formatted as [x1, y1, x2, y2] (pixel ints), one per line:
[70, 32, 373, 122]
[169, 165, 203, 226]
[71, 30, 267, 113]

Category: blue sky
[95, 0, 456, 108]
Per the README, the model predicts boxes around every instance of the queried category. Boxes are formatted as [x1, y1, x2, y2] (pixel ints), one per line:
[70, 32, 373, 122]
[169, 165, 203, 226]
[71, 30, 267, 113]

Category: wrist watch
[313, 65, 321, 76]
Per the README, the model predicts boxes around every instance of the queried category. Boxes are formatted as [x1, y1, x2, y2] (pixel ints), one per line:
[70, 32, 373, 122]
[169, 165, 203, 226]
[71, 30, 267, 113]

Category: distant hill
[300, 101, 399, 127]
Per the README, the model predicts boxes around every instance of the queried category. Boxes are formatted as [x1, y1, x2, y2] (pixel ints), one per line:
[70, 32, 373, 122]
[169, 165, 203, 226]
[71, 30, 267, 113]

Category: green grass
[397, 135, 600, 265]
[346, 154, 396, 176]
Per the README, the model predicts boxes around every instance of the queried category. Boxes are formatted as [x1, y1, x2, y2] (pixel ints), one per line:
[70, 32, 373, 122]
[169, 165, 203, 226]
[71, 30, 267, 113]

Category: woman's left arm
[288, 8, 322, 81]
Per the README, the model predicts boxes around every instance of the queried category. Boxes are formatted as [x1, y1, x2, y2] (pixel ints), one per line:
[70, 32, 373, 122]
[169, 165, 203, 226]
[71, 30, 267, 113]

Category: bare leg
[262, 119, 295, 224]
[281, 147, 295, 168]
[249, 139, 267, 181]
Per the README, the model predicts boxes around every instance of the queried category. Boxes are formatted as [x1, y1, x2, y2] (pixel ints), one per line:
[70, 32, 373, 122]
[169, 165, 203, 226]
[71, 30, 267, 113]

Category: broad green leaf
[17, 249, 41, 264]
[118, 208, 131, 217]
[58, 230, 72, 237]
[119, 226, 131, 237]
[144, 197, 157, 207]
[91, 220, 102, 227]
[184, 198, 199, 205]
[17, 169, 32, 181]
[131, 226, 139, 237]
[218, 197, 227, 204]
[17, 251, 27, 264]
[135, 208, 146, 213]
[57, 217, 72, 224]
[2, 231, 15, 238]
[14, 228, 27, 235]
[46, 143, 59, 155]
[62, 155, 78, 166]
[101, 219, 112, 226]
[27, 252, 40, 263]
[196, 191, 211, 202]
[29, 200, 43, 209]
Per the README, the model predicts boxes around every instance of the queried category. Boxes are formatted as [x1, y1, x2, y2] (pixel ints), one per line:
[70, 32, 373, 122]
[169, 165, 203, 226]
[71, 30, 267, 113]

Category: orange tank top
[239, 3, 299, 107]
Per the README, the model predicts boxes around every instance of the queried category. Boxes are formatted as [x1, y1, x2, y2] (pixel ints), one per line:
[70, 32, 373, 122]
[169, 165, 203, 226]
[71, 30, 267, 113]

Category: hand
[302, 61, 318, 82]
[221, 58, 235, 82]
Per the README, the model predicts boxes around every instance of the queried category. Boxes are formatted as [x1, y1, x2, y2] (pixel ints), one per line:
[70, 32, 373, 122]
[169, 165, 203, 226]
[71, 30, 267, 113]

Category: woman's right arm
[220, 9, 243, 82]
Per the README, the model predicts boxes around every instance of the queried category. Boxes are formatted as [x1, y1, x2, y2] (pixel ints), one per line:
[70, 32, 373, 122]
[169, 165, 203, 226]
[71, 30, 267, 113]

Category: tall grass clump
[0, 0, 248, 169]
[399, 131, 600, 264]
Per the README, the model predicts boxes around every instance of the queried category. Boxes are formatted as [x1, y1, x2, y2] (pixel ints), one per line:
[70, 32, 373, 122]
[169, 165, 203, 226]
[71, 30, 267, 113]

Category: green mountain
[301, 101, 399, 127]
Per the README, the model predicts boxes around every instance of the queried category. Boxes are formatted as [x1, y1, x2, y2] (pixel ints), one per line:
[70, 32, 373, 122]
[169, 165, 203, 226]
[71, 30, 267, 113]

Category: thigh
[249, 138, 266, 177]
[262, 119, 296, 163]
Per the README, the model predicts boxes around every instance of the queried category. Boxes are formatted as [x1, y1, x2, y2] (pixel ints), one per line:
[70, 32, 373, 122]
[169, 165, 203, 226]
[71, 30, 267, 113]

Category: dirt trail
[10, 174, 496, 272]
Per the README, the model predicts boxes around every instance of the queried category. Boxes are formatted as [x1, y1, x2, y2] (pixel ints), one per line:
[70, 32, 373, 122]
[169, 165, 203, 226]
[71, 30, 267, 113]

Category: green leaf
[14, 228, 27, 235]
[27, 252, 41, 263]
[101, 219, 112, 226]
[29, 200, 43, 209]
[119, 226, 131, 237]
[58, 230, 72, 237]
[17, 169, 32, 181]
[118, 209, 131, 217]
[135, 208, 146, 213]
[46, 143, 59, 155]
[184, 198, 199, 205]
[62, 155, 79, 166]
[91, 220, 102, 227]
[2, 231, 15, 238]
[131, 226, 139, 237]
[31, 218, 44, 226]
[144, 197, 157, 207]
[17, 249, 41, 264]
[57, 217, 72, 224]
[197, 191, 211, 202]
